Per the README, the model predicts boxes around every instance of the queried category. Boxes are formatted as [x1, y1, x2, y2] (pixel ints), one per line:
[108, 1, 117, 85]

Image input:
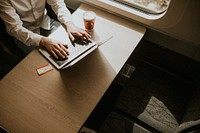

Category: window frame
[82, 0, 172, 20]
[114, 0, 171, 15]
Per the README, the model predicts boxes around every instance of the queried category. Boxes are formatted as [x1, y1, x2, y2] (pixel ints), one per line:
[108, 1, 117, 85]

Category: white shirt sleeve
[0, 1, 43, 46]
[47, 0, 73, 25]
[0, 0, 73, 46]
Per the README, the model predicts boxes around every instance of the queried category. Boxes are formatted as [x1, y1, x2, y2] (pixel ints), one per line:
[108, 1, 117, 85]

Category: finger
[71, 31, 83, 38]
[51, 50, 59, 59]
[62, 43, 68, 48]
[86, 32, 92, 38]
[54, 48, 66, 59]
[68, 32, 75, 42]
[56, 46, 68, 58]
[59, 43, 68, 50]
[75, 32, 83, 37]
[81, 35, 91, 43]
[84, 34, 91, 40]
[80, 31, 91, 39]
[60, 44, 69, 55]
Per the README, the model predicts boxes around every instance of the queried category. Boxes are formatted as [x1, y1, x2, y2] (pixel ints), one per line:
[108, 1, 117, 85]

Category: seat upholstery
[98, 112, 151, 133]
[114, 60, 200, 133]
[177, 79, 200, 132]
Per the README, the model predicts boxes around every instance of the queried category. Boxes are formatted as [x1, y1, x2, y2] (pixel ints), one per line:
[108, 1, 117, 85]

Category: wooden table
[0, 3, 146, 133]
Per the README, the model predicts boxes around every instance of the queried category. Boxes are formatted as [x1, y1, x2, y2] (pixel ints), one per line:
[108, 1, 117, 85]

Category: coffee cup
[83, 11, 96, 31]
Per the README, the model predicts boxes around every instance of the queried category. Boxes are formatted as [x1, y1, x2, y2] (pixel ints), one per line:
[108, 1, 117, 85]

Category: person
[0, 0, 91, 59]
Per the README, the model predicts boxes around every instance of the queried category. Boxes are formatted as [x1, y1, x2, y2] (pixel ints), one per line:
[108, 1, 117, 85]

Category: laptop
[39, 27, 98, 69]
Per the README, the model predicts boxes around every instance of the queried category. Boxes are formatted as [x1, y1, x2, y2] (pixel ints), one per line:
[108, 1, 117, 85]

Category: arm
[0, 1, 42, 46]
[0, 1, 68, 59]
[47, 0, 91, 41]
[47, 0, 73, 25]
[40, 37, 69, 59]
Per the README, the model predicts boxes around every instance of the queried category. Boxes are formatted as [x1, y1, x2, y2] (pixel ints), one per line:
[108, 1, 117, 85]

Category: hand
[40, 37, 69, 59]
[65, 22, 91, 42]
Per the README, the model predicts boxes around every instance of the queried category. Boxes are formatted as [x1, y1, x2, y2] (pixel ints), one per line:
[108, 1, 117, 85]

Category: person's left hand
[65, 22, 91, 42]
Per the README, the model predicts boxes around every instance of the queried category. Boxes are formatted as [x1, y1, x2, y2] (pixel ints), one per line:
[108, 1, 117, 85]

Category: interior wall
[143, 0, 200, 61]
[144, 29, 200, 61]
[146, 0, 200, 45]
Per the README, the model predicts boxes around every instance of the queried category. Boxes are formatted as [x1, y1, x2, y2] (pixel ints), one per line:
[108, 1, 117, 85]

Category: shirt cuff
[33, 33, 43, 46]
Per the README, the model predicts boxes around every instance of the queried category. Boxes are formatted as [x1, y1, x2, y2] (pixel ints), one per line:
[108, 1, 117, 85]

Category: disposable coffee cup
[83, 11, 96, 31]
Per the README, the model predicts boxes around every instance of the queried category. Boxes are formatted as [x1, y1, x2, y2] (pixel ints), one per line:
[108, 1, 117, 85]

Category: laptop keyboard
[50, 40, 94, 66]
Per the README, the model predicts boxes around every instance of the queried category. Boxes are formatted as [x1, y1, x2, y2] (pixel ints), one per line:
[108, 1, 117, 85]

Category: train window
[114, 0, 171, 14]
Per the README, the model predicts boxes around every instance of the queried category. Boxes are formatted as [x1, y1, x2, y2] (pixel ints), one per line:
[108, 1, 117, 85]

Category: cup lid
[83, 11, 96, 20]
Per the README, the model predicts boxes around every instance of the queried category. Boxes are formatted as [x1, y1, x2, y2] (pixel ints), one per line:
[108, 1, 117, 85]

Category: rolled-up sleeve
[47, 0, 73, 24]
[0, 1, 43, 46]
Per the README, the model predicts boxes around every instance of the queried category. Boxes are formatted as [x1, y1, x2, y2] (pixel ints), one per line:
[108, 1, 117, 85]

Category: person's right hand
[40, 37, 69, 59]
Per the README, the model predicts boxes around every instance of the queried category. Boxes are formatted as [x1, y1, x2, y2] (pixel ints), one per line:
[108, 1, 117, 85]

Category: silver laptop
[39, 27, 97, 69]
